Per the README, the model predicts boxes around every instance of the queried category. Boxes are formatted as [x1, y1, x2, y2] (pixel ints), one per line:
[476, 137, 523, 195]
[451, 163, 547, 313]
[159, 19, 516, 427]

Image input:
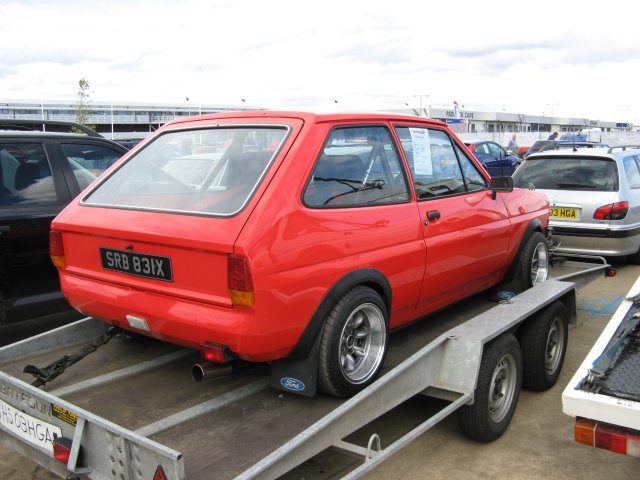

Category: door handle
[424, 210, 441, 224]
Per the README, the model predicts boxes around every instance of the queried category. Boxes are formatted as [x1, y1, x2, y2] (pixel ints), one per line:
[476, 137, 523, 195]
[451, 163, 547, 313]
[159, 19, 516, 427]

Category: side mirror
[490, 176, 514, 192]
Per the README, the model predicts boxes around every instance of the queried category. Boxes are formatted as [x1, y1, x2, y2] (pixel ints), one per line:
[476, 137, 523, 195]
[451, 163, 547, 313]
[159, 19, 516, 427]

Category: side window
[623, 155, 640, 189]
[454, 144, 487, 192]
[0, 143, 57, 207]
[488, 142, 504, 156]
[477, 143, 490, 155]
[395, 127, 472, 199]
[303, 126, 410, 207]
[61, 143, 123, 190]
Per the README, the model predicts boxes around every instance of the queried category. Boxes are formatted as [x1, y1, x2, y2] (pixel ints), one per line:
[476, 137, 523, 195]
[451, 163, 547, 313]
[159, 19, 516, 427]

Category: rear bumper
[551, 225, 640, 256]
[59, 273, 296, 362]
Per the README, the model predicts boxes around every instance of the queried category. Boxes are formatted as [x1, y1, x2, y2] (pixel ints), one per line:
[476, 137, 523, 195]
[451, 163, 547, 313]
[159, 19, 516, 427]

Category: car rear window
[82, 126, 288, 216]
[514, 157, 618, 191]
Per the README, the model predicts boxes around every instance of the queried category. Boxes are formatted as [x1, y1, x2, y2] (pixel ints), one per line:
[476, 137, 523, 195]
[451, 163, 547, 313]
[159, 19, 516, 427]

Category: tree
[72, 77, 96, 133]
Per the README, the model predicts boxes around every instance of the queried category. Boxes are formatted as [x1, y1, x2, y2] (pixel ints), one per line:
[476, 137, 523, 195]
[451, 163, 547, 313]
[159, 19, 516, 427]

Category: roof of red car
[164, 110, 446, 128]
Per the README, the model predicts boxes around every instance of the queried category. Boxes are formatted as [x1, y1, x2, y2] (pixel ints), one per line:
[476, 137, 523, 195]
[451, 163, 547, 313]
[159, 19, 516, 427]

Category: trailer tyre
[520, 300, 568, 391]
[318, 286, 388, 398]
[457, 333, 522, 442]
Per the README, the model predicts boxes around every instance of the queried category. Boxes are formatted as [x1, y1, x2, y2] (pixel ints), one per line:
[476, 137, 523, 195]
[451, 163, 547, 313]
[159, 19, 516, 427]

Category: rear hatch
[55, 208, 243, 307]
[52, 121, 297, 307]
[513, 154, 619, 230]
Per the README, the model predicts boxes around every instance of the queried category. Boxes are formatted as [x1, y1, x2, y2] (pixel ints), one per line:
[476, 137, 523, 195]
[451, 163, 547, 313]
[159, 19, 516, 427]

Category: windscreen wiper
[555, 182, 596, 189]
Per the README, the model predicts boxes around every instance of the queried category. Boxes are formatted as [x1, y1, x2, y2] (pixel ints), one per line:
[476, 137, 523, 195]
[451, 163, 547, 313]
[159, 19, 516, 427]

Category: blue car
[465, 141, 520, 176]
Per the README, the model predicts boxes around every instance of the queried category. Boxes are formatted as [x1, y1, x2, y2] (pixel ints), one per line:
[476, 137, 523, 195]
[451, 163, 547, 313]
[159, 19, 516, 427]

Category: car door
[394, 126, 511, 313]
[0, 140, 73, 323]
[486, 141, 516, 176]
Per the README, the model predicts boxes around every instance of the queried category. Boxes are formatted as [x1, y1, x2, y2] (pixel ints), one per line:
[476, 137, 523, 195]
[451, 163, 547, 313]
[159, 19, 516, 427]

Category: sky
[1, 0, 639, 124]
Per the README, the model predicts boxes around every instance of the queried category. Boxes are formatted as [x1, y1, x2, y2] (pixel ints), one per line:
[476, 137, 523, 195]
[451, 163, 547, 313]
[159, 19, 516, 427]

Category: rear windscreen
[82, 125, 289, 216]
[513, 157, 618, 192]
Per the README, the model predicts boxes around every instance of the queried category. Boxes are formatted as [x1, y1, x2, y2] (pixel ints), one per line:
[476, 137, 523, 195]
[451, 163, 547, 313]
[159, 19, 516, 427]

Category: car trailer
[0, 257, 612, 479]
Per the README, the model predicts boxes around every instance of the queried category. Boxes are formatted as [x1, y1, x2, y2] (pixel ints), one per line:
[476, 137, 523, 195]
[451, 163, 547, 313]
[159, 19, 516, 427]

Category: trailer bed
[0, 259, 611, 479]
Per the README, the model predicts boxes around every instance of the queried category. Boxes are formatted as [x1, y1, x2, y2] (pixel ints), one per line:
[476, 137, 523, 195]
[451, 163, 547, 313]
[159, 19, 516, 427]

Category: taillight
[52, 436, 74, 464]
[593, 201, 629, 220]
[228, 255, 254, 306]
[575, 417, 640, 457]
[49, 230, 66, 269]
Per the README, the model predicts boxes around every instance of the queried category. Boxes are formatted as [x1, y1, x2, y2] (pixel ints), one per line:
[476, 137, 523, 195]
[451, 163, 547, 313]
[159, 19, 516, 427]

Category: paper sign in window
[409, 128, 433, 175]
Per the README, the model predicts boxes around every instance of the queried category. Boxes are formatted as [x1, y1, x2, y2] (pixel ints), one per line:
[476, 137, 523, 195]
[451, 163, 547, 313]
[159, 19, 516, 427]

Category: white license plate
[0, 397, 62, 454]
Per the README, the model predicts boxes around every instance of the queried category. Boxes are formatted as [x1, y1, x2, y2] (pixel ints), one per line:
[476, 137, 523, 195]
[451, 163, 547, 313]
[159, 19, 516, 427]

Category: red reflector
[593, 201, 629, 220]
[606, 267, 617, 277]
[53, 436, 73, 464]
[228, 255, 253, 292]
[153, 465, 168, 480]
[201, 342, 228, 363]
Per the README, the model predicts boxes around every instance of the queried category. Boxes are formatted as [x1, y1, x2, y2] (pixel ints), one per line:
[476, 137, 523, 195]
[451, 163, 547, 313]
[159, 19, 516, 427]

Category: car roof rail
[607, 145, 640, 153]
[0, 119, 103, 137]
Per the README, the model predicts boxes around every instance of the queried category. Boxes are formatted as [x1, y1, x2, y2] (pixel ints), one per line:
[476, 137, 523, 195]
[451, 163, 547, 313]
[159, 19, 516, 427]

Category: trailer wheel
[457, 333, 522, 442]
[317, 286, 388, 398]
[520, 300, 568, 391]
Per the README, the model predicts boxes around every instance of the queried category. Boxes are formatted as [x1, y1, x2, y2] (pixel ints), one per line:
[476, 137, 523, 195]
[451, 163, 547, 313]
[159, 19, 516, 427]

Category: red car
[50, 112, 550, 397]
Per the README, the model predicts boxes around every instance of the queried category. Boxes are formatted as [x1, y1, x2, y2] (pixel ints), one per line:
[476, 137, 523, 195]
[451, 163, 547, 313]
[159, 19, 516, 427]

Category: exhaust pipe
[192, 362, 234, 382]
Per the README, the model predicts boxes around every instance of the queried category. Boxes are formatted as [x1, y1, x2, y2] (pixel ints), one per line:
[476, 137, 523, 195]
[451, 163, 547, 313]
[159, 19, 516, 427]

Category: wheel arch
[503, 219, 545, 284]
[286, 268, 392, 359]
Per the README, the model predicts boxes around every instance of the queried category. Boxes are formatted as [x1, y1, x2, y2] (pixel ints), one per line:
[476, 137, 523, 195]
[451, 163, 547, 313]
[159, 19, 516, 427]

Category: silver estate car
[513, 146, 640, 262]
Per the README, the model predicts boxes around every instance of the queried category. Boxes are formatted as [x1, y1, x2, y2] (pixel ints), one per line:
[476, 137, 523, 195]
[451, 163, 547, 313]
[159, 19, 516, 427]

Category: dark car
[465, 141, 520, 176]
[524, 140, 609, 158]
[0, 120, 127, 325]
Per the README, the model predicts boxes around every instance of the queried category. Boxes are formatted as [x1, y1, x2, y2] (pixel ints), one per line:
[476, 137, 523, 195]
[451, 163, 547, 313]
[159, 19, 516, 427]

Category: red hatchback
[50, 112, 550, 397]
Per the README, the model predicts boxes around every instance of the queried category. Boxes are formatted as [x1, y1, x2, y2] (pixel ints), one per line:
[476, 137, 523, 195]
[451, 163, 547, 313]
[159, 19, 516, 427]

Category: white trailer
[0, 259, 611, 479]
[562, 274, 640, 458]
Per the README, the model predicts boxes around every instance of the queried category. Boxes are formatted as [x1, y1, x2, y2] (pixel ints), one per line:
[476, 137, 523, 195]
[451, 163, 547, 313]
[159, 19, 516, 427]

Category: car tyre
[514, 231, 549, 291]
[457, 333, 522, 442]
[520, 301, 568, 391]
[489, 231, 549, 300]
[317, 286, 388, 398]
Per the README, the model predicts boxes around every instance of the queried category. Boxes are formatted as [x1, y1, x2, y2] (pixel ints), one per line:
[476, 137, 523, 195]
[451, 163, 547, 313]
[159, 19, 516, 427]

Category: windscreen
[513, 157, 618, 192]
[82, 125, 288, 216]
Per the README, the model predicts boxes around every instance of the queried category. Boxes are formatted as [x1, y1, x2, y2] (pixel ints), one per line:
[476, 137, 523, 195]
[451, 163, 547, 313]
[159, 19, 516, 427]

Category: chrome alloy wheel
[338, 302, 386, 384]
[488, 353, 518, 423]
[531, 242, 549, 285]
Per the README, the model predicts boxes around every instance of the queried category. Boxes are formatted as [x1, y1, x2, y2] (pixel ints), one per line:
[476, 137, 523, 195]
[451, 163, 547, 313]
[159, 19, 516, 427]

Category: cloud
[2, 0, 640, 123]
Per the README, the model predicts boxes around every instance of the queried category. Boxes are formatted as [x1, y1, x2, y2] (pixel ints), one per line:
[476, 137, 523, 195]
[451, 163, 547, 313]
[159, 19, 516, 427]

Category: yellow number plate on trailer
[550, 207, 579, 221]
